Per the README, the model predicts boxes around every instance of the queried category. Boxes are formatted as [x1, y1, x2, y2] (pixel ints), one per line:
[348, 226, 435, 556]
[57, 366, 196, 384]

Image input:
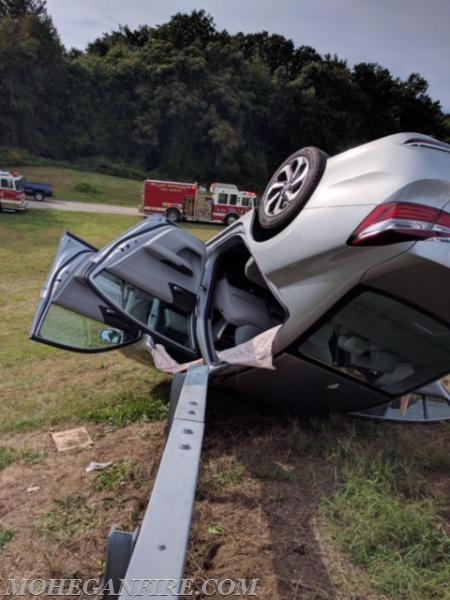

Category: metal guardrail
[117, 365, 209, 598]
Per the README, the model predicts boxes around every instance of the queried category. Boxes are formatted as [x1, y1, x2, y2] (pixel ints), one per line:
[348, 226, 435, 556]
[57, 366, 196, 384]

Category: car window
[1, 178, 12, 189]
[37, 303, 135, 351]
[93, 270, 195, 350]
[352, 393, 450, 422]
[292, 290, 450, 395]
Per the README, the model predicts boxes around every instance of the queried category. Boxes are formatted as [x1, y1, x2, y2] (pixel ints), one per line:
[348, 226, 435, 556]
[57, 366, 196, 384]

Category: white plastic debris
[85, 461, 113, 473]
[27, 485, 40, 493]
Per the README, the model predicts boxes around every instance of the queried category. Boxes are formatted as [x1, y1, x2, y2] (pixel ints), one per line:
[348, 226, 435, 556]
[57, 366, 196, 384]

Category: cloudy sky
[45, 0, 450, 111]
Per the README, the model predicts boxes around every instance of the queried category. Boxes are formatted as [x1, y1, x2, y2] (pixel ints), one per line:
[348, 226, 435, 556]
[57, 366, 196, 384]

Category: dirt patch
[0, 393, 449, 599]
[0, 422, 165, 590]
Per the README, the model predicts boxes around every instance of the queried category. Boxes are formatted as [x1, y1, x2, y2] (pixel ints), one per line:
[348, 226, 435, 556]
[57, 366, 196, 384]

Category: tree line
[1, 1, 449, 189]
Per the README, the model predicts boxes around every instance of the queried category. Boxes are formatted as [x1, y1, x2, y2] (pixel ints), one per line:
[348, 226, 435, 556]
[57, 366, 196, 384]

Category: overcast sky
[45, 0, 450, 111]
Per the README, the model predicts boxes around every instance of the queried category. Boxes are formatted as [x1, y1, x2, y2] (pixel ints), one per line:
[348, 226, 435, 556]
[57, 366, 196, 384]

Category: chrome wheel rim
[263, 156, 310, 217]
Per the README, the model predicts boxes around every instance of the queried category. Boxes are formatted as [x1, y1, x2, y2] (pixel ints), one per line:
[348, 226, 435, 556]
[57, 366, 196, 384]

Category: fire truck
[0, 170, 28, 212]
[141, 180, 257, 225]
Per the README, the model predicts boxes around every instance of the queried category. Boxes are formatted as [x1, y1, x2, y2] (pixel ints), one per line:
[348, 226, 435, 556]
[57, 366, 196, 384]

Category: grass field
[14, 166, 143, 207]
[0, 207, 449, 599]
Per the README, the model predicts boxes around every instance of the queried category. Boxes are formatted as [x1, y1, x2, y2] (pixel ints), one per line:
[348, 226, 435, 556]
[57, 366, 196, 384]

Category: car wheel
[103, 527, 139, 599]
[258, 146, 328, 231]
[224, 213, 239, 226]
[34, 191, 44, 202]
[166, 208, 180, 223]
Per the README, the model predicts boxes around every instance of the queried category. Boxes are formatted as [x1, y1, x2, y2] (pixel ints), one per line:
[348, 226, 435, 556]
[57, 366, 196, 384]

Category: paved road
[28, 198, 141, 217]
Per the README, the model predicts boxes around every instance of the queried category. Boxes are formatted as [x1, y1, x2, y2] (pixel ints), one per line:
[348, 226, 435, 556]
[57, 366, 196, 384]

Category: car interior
[208, 242, 286, 351]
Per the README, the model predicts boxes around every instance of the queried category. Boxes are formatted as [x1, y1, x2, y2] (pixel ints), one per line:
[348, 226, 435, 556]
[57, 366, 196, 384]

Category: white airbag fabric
[146, 325, 282, 374]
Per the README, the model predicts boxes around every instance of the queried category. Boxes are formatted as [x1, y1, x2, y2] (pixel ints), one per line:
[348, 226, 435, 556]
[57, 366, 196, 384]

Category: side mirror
[99, 328, 124, 345]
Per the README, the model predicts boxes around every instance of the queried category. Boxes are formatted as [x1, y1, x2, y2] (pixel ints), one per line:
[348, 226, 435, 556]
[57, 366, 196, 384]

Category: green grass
[83, 390, 169, 427]
[21, 448, 47, 465]
[0, 446, 14, 470]
[0, 208, 216, 434]
[321, 422, 450, 600]
[0, 528, 15, 551]
[210, 465, 245, 486]
[39, 496, 98, 540]
[90, 460, 136, 492]
[14, 166, 143, 207]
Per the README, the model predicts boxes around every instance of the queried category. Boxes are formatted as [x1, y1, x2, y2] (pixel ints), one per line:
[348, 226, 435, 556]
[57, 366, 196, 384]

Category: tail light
[348, 202, 450, 246]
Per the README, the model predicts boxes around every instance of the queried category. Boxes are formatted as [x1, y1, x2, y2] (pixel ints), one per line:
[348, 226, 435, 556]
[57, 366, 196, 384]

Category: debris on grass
[90, 460, 136, 492]
[86, 461, 113, 473]
[50, 427, 93, 452]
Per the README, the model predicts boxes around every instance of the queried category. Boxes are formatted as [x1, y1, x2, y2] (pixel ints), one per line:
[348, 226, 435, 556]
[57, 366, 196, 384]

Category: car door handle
[144, 242, 193, 276]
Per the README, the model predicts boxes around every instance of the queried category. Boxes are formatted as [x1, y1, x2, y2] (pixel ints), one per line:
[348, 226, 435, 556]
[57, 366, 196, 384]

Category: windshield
[14, 177, 24, 192]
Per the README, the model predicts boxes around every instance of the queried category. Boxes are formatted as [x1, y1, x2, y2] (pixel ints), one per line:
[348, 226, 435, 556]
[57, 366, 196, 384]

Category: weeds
[208, 524, 227, 536]
[83, 393, 168, 428]
[211, 465, 245, 486]
[254, 463, 297, 481]
[90, 460, 136, 492]
[72, 182, 102, 195]
[39, 496, 97, 540]
[322, 437, 450, 599]
[21, 448, 47, 465]
[0, 446, 14, 470]
[0, 528, 14, 551]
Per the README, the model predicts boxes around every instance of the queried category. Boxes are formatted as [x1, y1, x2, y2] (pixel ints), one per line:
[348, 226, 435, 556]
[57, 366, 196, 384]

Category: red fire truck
[0, 170, 28, 212]
[141, 180, 257, 225]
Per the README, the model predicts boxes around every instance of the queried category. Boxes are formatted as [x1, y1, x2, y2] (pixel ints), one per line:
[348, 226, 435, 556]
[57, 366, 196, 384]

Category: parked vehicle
[141, 179, 257, 226]
[23, 179, 53, 201]
[30, 133, 450, 421]
[0, 170, 28, 212]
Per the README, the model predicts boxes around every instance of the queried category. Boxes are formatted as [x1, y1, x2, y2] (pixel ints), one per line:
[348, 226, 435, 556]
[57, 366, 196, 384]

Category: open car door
[84, 216, 207, 361]
[31, 216, 207, 362]
[30, 232, 142, 353]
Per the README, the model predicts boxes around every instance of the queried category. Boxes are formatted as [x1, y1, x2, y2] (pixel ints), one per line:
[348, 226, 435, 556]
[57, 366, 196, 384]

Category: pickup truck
[24, 179, 53, 201]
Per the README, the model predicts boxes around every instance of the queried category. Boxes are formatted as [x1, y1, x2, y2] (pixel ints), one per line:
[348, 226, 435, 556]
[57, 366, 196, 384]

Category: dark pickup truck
[24, 179, 53, 201]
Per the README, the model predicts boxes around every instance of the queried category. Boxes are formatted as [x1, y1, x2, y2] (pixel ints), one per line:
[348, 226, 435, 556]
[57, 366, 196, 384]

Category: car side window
[292, 290, 450, 396]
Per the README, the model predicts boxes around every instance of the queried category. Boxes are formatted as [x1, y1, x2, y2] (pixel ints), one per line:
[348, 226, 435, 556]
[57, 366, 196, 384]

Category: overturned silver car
[30, 133, 450, 421]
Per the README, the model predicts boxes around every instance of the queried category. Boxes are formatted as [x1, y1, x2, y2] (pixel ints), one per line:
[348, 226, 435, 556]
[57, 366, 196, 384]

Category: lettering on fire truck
[141, 179, 257, 225]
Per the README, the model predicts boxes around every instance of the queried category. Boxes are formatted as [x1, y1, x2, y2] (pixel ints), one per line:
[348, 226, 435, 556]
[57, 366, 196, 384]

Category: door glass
[94, 271, 195, 350]
[293, 290, 450, 396]
[37, 304, 136, 351]
[352, 393, 450, 422]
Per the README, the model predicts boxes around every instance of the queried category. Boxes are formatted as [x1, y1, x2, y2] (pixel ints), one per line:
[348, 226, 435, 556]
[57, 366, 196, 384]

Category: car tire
[102, 528, 139, 599]
[166, 208, 180, 223]
[258, 146, 328, 231]
[224, 213, 239, 226]
[34, 191, 44, 202]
